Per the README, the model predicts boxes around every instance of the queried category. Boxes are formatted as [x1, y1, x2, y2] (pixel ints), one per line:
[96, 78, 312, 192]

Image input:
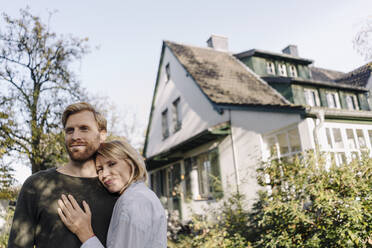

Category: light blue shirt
[81, 181, 167, 248]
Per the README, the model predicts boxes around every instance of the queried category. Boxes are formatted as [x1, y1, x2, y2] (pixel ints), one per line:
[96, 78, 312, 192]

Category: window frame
[326, 91, 341, 109]
[345, 93, 359, 110]
[161, 108, 169, 139]
[288, 65, 298, 77]
[165, 63, 170, 83]
[172, 97, 182, 133]
[266, 61, 276, 75]
[278, 63, 287, 76]
[304, 88, 321, 107]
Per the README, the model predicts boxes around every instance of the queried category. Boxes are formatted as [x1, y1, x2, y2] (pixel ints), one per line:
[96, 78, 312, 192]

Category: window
[323, 124, 372, 165]
[151, 169, 167, 198]
[161, 109, 169, 139]
[183, 149, 222, 200]
[304, 88, 321, 106]
[165, 63, 170, 82]
[289, 65, 298, 77]
[278, 64, 287, 76]
[345, 94, 359, 110]
[326, 91, 341, 109]
[172, 98, 182, 132]
[266, 61, 275, 75]
[264, 127, 302, 158]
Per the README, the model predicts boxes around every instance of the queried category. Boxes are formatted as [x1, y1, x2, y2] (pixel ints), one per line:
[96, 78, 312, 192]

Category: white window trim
[263, 126, 302, 159]
[345, 94, 359, 110]
[289, 65, 298, 77]
[322, 122, 372, 165]
[266, 61, 276, 75]
[278, 63, 287, 76]
[304, 88, 321, 107]
[326, 91, 341, 109]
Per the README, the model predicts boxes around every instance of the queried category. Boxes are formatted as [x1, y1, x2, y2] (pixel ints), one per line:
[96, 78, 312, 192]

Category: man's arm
[7, 176, 38, 248]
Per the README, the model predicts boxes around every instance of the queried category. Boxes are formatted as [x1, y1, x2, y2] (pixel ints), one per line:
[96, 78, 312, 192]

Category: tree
[250, 153, 372, 247]
[0, 8, 89, 173]
[90, 95, 145, 151]
[354, 17, 372, 61]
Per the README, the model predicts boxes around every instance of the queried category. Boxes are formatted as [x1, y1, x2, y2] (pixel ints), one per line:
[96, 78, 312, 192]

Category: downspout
[313, 108, 325, 152]
[228, 109, 240, 194]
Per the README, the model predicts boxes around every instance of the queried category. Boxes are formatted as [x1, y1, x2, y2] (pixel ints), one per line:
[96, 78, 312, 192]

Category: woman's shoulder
[117, 182, 165, 215]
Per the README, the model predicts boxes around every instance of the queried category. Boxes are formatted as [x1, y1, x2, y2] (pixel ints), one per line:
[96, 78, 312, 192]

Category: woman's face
[95, 155, 132, 193]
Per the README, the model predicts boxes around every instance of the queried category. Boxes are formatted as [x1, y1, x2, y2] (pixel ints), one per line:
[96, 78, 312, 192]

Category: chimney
[206, 35, 228, 51]
[282, 45, 299, 57]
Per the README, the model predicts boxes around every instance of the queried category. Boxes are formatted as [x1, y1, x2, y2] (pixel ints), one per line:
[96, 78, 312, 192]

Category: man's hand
[57, 194, 95, 243]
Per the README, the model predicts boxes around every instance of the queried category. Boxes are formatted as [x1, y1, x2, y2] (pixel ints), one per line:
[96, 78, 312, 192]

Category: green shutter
[358, 93, 370, 110]
[318, 88, 328, 107]
[183, 158, 193, 200]
[339, 91, 347, 109]
[209, 149, 223, 199]
[292, 85, 306, 105]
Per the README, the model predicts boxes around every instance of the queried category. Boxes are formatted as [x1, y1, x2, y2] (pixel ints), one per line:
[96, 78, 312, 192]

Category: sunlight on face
[95, 155, 132, 193]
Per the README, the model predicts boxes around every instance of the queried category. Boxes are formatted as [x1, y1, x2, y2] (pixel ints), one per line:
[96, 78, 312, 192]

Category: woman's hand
[57, 194, 95, 243]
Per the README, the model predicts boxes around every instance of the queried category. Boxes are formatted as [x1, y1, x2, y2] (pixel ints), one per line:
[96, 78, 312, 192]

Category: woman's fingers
[58, 199, 72, 219]
[68, 194, 82, 212]
[82, 201, 91, 216]
[61, 194, 75, 211]
[57, 207, 68, 224]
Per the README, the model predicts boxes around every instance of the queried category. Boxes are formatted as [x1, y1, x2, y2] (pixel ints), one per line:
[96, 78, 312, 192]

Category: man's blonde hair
[96, 140, 148, 193]
[62, 102, 107, 131]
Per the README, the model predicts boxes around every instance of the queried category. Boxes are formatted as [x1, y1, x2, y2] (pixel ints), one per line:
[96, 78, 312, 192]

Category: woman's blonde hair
[96, 139, 147, 193]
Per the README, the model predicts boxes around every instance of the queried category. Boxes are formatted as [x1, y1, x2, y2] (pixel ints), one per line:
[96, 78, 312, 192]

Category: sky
[3, 0, 372, 184]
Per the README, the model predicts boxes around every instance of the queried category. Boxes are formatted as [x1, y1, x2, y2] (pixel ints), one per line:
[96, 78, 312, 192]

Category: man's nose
[71, 130, 82, 140]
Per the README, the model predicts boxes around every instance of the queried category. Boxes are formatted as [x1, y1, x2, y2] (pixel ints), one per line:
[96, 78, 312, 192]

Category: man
[8, 102, 118, 248]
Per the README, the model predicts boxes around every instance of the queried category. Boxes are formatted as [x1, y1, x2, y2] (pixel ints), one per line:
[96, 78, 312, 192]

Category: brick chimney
[282, 45, 299, 57]
[207, 35, 228, 51]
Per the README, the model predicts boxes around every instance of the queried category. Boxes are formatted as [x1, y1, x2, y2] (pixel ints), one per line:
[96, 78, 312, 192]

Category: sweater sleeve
[7, 176, 38, 248]
[81, 236, 105, 248]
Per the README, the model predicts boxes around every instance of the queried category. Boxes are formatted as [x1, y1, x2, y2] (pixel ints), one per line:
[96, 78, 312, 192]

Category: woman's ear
[99, 130, 107, 143]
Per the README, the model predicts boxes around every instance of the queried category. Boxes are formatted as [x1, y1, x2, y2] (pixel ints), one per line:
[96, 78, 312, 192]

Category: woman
[57, 140, 167, 248]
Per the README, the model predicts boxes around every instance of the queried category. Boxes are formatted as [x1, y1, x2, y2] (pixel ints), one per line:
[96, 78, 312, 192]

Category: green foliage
[251, 152, 372, 247]
[0, 7, 88, 173]
[0, 162, 16, 200]
[0, 205, 15, 248]
[171, 193, 251, 248]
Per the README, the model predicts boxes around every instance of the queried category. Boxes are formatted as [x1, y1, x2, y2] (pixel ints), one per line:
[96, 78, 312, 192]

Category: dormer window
[165, 63, 170, 82]
[326, 91, 341, 109]
[345, 94, 359, 110]
[278, 64, 287, 76]
[266, 61, 275, 75]
[304, 88, 320, 106]
[289, 65, 298, 77]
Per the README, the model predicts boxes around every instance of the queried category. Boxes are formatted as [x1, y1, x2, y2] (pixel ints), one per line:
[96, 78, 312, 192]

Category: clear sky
[3, 0, 372, 184]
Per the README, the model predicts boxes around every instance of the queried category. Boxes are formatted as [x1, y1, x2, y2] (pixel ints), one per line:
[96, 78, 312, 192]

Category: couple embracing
[7, 102, 167, 248]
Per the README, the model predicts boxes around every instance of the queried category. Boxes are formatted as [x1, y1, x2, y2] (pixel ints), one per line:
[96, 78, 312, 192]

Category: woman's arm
[57, 194, 97, 244]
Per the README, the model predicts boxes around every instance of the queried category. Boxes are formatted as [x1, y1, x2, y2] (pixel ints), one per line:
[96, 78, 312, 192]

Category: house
[143, 35, 372, 220]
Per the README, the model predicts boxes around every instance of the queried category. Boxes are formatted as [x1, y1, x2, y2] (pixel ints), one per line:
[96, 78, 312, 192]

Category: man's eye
[96, 168, 102, 173]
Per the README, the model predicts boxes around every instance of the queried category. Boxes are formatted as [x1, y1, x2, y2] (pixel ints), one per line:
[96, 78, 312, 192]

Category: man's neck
[57, 160, 97, 178]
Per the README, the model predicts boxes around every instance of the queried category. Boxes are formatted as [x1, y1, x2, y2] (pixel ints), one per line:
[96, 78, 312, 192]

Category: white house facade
[143, 35, 372, 220]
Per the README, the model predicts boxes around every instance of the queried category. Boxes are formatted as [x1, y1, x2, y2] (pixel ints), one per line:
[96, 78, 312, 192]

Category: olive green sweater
[7, 168, 118, 248]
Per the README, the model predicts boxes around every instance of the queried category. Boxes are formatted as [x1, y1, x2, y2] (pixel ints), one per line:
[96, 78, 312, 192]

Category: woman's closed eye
[108, 161, 116, 167]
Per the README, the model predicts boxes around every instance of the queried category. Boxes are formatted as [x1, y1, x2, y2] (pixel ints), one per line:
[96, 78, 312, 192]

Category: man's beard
[66, 140, 100, 163]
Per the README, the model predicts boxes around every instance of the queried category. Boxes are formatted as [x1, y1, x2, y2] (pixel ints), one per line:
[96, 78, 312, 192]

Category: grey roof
[310, 67, 345, 82]
[335, 62, 372, 87]
[165, 41, 289, 106]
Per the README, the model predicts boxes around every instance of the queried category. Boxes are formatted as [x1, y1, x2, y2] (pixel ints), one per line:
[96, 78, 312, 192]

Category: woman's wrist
[76, 229, 95, 244]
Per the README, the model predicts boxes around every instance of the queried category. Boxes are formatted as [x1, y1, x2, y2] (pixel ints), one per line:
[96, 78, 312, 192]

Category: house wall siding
[146, 46, 229, 158]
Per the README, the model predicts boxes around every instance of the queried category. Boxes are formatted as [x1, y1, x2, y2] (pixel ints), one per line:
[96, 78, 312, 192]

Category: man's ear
[99, 130, 107, 143]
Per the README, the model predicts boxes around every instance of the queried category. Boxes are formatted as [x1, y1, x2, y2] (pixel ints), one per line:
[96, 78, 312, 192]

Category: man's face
[64, 110, 105, 162]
